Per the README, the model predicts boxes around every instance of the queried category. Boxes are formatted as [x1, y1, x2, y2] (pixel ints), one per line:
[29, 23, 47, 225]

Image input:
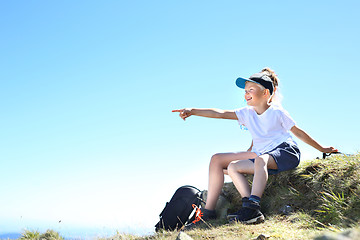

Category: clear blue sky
[1, 0, 359, 238]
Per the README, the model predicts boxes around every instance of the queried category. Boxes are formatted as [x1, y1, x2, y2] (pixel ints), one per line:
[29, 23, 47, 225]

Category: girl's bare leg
[205, 151, 257, 210]
[228, 154, 278, 198]
[227, 160, 254, 197]
[251, 154, 277, 197]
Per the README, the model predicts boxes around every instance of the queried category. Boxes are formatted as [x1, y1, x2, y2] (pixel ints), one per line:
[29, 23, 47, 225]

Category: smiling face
[244, 81, 269, 106]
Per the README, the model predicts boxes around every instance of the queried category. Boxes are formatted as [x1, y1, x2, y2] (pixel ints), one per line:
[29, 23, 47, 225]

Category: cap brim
[235, 77, 257, 89]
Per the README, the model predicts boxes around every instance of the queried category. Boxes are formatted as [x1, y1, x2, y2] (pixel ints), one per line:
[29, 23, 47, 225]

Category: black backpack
[155, 185, 203, 231]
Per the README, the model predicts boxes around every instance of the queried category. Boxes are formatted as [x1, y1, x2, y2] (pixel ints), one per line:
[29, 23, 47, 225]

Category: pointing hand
[172, 108, 192, 121]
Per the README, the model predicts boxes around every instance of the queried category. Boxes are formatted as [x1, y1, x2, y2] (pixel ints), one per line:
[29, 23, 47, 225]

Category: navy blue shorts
[249, 142, 301, 175]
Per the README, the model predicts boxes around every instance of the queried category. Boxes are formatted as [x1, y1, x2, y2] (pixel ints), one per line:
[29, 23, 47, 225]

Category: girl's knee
[227, 161, 239, 176]
[210, 153, 222, 166]
[254, 156, 267, 167]
[211, 153, 221, 161]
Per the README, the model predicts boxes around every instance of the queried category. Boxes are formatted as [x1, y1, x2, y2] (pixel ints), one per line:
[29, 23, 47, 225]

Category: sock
[202, 208, 216, 219]
[242, 197, 249, 207]
[242, 195, 261, 210]
[249, 195, 261, 204]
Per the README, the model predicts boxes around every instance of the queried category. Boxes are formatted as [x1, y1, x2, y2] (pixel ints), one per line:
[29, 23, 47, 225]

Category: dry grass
[111, 213, 322, 240]
[19, 153, 360, 240]
[262, 153, 360, 227]
[117, 153, 360, 240]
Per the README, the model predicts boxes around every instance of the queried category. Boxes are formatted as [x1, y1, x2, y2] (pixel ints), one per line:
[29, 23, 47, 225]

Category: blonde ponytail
[261, 67, 279, 87]
[261, 67, 282, 105]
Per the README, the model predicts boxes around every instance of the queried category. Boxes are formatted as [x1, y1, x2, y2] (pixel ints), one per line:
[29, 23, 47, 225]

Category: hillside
[17, 153, 360, 240]
[125, 153, 360, 240]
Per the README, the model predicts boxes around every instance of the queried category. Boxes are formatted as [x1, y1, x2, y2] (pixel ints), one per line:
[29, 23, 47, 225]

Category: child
[172, 68, 337, 227]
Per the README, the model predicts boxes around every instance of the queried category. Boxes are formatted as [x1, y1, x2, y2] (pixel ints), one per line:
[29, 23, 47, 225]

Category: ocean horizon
[0, 233, 22, 240]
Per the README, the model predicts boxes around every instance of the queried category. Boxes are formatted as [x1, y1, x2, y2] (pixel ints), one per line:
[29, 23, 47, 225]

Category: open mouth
[246, 97, 252, 102]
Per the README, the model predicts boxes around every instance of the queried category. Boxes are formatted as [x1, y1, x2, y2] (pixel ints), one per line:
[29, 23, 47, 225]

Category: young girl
[172, 68, 337, 226]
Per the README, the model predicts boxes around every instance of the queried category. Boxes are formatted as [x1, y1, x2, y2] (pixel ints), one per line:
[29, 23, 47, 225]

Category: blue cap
[236, 72, 274, 95]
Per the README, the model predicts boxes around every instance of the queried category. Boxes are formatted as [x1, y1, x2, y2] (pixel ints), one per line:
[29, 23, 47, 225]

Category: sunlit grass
[18, 153, 360, 240]
[19, 229, 64, 240]
[262, 152, 360, 228]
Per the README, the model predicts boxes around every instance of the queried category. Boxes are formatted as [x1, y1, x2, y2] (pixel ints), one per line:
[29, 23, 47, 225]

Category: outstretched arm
[290, 125, 338, 153]
[172, 108, 237, 121]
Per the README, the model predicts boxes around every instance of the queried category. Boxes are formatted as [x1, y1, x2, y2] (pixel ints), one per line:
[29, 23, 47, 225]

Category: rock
[176, 231, 194, 240]
[279, 205, 293, 215]
[201, 190, 232, 219]
[314, 228, 360, 240]
[255, 234, 270, 240]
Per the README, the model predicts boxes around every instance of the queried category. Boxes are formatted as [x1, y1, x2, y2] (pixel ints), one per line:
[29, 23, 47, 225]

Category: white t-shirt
[235, 105, 296, 155]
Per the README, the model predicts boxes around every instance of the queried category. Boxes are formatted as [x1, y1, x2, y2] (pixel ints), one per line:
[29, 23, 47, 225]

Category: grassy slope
[127, 153, 360, 240]
[18, 154, 360, 240]
[262, 152, 360, 227]
[131, 214, 324, 240]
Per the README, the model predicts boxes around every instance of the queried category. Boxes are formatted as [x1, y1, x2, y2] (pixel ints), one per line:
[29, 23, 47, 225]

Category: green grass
[17, 153, 360, 240]
[261, 152, 360, 228]
[148, 214, 323, 240]
[18, 229, 64, 240]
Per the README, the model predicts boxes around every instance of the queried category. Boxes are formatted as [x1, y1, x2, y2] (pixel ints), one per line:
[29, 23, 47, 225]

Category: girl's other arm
[290, 125, 338, 153]
[172, 108, 237, 121]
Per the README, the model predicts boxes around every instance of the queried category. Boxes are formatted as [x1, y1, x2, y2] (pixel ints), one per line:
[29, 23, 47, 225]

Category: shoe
[229, 207, 265, 224]
[227, 197, 250, 219]
[183, 206, 216, 230]
[227, 207, 248, 219]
